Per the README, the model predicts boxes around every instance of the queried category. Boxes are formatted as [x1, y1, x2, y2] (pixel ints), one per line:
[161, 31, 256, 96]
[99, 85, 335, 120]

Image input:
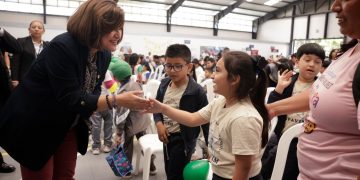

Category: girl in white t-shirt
[146, 51, 269, 180]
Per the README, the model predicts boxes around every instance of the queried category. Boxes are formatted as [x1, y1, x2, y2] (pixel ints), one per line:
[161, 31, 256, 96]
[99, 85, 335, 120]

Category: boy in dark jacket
[261, 43, 325, 180]
[154, 44, 209, 180]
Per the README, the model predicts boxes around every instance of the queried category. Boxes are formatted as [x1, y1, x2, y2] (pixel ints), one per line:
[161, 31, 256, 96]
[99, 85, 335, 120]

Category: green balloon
[183, 160, 210, 180]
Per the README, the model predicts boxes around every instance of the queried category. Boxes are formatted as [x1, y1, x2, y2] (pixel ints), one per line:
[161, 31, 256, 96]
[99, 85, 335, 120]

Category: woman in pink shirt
[267, 0, 360, 179]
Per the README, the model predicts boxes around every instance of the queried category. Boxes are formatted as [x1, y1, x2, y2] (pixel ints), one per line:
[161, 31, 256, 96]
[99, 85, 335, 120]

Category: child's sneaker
[102, 145, 112, 153]
[92, 148, 100, 155]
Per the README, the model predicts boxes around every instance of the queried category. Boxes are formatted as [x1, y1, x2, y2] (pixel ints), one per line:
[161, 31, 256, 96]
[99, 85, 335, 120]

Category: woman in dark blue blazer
[0, 0, 150, 179]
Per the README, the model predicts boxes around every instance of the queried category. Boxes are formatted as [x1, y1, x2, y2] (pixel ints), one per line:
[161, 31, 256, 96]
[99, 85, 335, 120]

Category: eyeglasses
[164, 63, 188, 72]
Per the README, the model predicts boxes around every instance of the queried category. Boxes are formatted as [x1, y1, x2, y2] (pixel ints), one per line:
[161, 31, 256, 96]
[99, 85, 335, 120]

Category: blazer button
[81, 101, 86, 106]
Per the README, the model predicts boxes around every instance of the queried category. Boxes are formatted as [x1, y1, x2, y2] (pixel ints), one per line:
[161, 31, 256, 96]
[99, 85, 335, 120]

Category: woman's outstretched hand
[117, 91, 151, 110]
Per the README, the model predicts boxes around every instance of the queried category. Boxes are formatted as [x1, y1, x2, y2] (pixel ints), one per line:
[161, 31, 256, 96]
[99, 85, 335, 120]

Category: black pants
[163, 133, 192, 180]
[213, 173, 263, 180]
[261, 134, 299, 180]
[0, 153, 3, 163]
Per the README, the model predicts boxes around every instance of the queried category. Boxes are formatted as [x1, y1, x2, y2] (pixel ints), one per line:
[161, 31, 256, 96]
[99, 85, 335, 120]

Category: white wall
[1, 11, 289, 58]
[293, 16, 307, 39]
[327, 13, 343, 38]
[257, 12, 344, 43]
[309, 14, 325, 39]
[257, 18, 292, 43]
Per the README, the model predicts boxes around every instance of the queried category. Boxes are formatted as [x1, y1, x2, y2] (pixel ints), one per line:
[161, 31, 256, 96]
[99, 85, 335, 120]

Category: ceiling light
[264, 0, 280, 6]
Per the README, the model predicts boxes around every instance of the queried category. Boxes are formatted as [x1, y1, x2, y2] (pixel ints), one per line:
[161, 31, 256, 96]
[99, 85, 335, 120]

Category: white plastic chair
[270, 123, 303, 180]
[200, 79, 215, 102]
[153, 65, 164, 80]
[143, 79, 161, 99]
[265, 87, 275, 103]
[133, 79, 162, 179]
[134, 134, 163, 180]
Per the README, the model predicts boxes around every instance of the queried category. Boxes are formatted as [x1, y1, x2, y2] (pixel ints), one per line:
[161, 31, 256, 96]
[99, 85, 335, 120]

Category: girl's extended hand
[144, 98, 165, 114]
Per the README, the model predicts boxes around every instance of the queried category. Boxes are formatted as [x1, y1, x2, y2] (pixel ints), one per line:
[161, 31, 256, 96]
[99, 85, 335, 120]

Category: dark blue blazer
[0, 32, 111, 170]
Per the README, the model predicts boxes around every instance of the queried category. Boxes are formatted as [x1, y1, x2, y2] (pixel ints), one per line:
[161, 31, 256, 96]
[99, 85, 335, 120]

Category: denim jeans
[90, 110, 113, 149]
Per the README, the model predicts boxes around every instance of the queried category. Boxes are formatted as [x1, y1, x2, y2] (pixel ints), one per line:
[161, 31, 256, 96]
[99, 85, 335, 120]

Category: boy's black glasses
[164, 63, 188, 72]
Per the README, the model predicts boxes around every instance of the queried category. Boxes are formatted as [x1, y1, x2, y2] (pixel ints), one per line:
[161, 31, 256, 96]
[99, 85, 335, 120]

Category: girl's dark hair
[328, 49, 338, 60]
[188, 64, 197, 82]
[67, 0, 124, 49]
[223, 51, 269, 148]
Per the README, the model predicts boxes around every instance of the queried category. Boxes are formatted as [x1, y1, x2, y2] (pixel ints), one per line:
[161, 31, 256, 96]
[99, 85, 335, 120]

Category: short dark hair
[192, 58, 200, 65]
[277, 58, 293, 74]
[322, 60, 331, 68]
[165, 44, 191, 63]
[129, 53, 139, 66]
[296, 43, 325, 61]
[67, 0, 125, 49]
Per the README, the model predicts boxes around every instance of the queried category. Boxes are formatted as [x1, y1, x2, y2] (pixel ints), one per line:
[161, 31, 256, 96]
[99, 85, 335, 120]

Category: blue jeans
[90, 110, 113, 149]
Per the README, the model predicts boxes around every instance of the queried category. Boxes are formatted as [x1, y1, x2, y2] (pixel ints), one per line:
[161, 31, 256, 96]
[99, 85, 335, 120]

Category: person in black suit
[0, 27, 22, 173]
[10, 20, 49, 87]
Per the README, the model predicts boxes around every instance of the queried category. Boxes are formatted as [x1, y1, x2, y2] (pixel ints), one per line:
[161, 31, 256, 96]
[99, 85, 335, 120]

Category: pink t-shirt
[298, 44, 360, 180]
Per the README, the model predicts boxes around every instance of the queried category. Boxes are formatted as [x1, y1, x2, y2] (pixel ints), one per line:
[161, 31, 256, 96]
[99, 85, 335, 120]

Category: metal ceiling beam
[167, 0, 186, 32]
[213, 0, 246, 36]
[43, 0, 47, 24]
[253, 0, 308, 26]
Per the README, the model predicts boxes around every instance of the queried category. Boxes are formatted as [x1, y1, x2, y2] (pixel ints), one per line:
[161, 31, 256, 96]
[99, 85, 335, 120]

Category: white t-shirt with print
[163, 82, 187, 133]
[198, 96, 263, 179]
[283, 81, 312, 133]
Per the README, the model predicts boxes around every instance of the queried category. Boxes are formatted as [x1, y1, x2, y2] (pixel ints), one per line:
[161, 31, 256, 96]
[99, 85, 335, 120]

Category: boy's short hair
[322, 60, 331, 68]
[165, 44, 191, 63]
[296, 43, 325, 61]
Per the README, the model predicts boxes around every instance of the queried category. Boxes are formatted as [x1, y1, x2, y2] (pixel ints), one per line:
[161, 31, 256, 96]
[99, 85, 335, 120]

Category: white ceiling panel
[233, 8, 267, 16]
[183, 1, 226, 11]
[190, 0, 235, 6]
[239, 2, 277, 12]
[119, 0, 170, 10]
